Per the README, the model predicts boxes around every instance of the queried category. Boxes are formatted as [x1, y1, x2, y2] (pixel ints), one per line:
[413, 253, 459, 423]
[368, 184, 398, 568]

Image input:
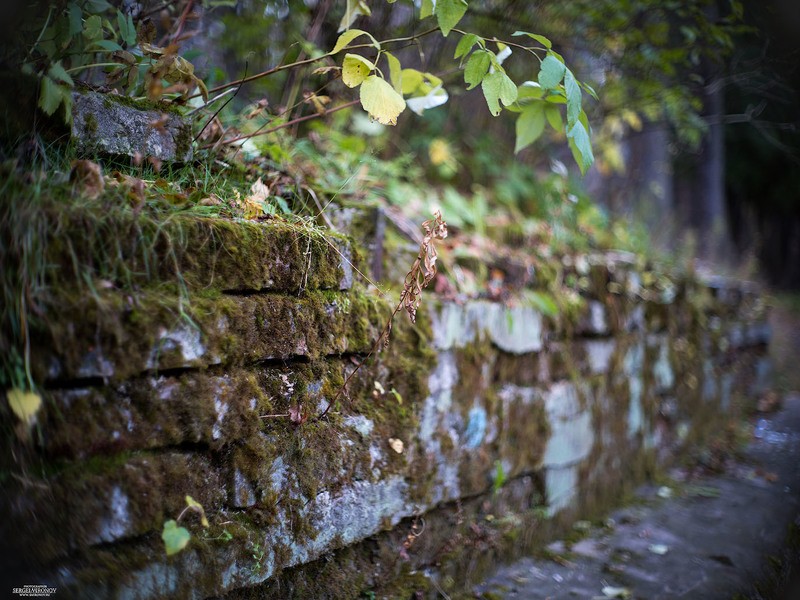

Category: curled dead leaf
[401, 210, 448, 322]
[245, 99, 269, 120]
[288, 404, 306, 425]
[304, 92, 331, 115]
[70, 159, 104, 200]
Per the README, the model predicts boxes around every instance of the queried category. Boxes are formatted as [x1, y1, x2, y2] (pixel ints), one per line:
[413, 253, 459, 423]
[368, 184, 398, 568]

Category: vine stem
[451, 28, 546, 58]
[186, 27, 441, 101]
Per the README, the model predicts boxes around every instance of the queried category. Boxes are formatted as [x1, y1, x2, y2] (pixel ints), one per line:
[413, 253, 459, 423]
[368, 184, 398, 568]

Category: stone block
[431, 301, 544, 354]
[32, 290, 387, 383]
[72, 90, 192, 162]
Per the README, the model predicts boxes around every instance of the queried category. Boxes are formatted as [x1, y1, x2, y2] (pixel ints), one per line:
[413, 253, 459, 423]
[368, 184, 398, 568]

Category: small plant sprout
[161, 495, 209, 556]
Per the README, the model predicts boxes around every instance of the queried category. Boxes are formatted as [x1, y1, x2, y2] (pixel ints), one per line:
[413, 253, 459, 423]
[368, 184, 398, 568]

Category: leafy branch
[325, 1, 596, 172]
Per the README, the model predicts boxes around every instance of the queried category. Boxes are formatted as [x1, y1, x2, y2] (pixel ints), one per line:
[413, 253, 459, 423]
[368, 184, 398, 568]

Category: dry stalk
[316, 210, 447, 421]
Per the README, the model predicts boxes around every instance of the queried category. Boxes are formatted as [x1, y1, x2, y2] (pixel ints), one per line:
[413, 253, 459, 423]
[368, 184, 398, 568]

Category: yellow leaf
[388, 438, 404, 454]
[400, 68, 424, 95]
[359, 75, 406, 126]
[342, 53, 374, 88]
[185, 495, 209, 528]
[338, 0, 371, 32]
[7, 388, 42, 426]
[384, 51, 403, 93]
[331, 28, 378, 54]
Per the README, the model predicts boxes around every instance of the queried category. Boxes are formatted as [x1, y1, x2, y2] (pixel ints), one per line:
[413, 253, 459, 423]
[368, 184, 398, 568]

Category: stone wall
[1, 215, 770, 599]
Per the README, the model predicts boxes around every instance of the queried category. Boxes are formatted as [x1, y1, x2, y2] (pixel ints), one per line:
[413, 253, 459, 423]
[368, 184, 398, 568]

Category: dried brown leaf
[70, 160, 104, 200]
[288, 404, 306, 425]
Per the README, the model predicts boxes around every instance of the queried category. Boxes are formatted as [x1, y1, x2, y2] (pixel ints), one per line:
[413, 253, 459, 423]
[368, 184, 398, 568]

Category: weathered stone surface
[431, 301, 545, 353]
[4, 237, 774, 599]
[31, 289, 387, 382]
[72, 90, 192, 161]
[6, 452, 224, 561]
[41, 214, 355, 294]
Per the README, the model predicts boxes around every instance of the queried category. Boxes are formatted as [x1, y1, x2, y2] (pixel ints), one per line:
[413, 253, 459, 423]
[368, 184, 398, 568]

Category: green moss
[96, 90, 183, 115]
[85, 112, 98, 135]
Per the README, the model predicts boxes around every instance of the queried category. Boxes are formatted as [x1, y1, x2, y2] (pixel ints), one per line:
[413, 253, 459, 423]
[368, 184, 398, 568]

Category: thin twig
[315, 292, 407, 421]
[194, 60, 248, 142]
[200, 100, 359, 149]
[316, 210, 446, 421]
[186, 28, 441, 101]
[185, 87, 236, 116]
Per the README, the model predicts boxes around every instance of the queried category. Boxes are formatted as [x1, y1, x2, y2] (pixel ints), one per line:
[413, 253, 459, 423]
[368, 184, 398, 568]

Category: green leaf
[538, 54, 565, 89]
[60, 90, 73, 124]
[162, 520, 191, 556]
[481, 70, 517, 116]
[331, 28, 378, 54]
[420, 0, 434, 19]
[515, 102, 546, 153]
[544, 104, 563, 132]
[390, 388, 403, 404]
[517, 81, 545, 101]
[342, 53, 374, 88]
[48, 61, 74, 86]
[454, 33, 480, 59]
[338, 0, 371, 33]
[83, 15, 103, 41]
[384, 51, 402, 93]
[67, 3, 83, 37]
[464, 50, 490, 90]
[89, 39, 124, 52]
[6, 388, 42, 426]
[511, 31, 552, 49]
[400, 68, 424, 95]
[567, 120, 594, 175]
[86, 0, 112, 11]
[435, 0, 468, 37]
[116, 10, 136, 47]
[582, 82, 599, 101]
[360, 75, 406, 125]
[38, 76, 63, 116]
[564, 68, 582, 127]
[522, 290, 559, 317]
[544, 92, 566, 104]
[492, 459, 506, 495]
[579, 108, 590, 132]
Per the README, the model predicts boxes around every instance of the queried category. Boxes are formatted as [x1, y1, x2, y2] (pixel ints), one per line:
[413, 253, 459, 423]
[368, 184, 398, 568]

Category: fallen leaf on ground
[601, 585, 631, 598]
[388, 438, 404, 453]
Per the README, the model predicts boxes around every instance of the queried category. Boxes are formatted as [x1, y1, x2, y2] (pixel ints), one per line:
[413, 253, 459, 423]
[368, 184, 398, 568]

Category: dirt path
[473, 298, 800, 599]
